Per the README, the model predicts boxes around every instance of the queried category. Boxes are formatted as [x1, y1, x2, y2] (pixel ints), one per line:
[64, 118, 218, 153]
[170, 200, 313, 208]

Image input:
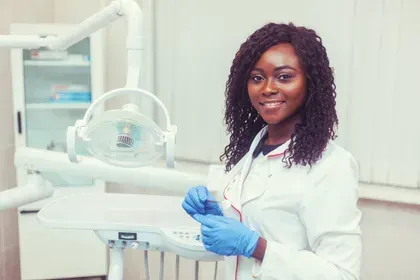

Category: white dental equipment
[66, 87, 177, 168]
[15, 147, 224, 280]
[0, 0, 224, 279]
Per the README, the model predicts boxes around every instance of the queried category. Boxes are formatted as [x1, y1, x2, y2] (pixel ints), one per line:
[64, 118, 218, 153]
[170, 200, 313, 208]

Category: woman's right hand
[182, 186, 223, 217]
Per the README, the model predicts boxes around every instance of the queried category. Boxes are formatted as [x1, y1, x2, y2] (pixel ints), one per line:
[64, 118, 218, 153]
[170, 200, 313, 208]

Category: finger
[183, 198, 202, 214]
[195, 215, 221, 228]
[204, 214, 230, 225]
[182, 201, 198, 215]
[201, 225, 213, 236]
[201, 234, 220, 245]
[205, 240, 223, 255]
[196, 186, 208, 203]
[193, 214, 204, 223]
[204, 200, 219, 208]
[205, 207, 224, 216]
[187, 191, 205, 214]
[207, 214, 230, 224]
[201, 231, 212, 239]
[203, 242, 213, 252]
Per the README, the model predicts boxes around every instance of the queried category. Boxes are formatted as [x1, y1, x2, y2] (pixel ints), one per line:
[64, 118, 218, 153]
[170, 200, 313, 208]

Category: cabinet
[10, 24, 108, 280]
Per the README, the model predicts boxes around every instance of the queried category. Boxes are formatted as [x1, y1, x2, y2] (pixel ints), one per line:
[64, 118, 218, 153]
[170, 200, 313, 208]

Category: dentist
[182, 22, 362, 280]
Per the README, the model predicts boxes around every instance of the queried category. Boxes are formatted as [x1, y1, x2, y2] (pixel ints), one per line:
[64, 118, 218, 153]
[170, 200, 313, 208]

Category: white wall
[359, 199, 420, 280]
[154, 0, 420, 189]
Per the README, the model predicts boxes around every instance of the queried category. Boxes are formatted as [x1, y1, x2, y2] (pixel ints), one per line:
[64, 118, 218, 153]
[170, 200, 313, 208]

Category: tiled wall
[0, 1, 54, 279]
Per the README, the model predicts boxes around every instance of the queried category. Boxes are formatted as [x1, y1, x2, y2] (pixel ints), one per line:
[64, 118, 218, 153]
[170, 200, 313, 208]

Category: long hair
[220, 22, 338, 171]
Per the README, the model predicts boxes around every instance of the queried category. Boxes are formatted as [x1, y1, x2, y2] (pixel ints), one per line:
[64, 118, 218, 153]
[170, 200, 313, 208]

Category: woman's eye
[251, 75, 263, 82]
[278, 74, 292, 80]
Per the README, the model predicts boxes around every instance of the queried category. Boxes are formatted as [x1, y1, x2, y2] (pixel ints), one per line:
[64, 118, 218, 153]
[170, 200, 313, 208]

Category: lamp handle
[82, 88, 173, 131]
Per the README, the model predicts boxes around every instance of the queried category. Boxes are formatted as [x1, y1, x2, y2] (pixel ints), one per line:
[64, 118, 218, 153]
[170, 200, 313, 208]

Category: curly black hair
[220, 22, 338, 171]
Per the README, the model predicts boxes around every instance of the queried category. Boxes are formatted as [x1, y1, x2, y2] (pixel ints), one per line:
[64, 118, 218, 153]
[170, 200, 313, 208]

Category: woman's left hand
[193, 214, 260, 258]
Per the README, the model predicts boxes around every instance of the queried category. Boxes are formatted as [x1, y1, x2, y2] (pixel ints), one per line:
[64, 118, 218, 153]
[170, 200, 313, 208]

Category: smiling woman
[182, 22, 362, 280]
[247, 43, 306, 143]
[221, 23, 338, 171]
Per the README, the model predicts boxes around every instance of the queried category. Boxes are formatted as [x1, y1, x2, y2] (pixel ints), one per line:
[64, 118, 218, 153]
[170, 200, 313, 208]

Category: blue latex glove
[193, 214, 260, 258]
[182, 186, 223, 216]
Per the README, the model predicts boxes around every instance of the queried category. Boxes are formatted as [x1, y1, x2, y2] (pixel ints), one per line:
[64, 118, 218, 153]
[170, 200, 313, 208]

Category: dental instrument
[0, 1, 227, 279]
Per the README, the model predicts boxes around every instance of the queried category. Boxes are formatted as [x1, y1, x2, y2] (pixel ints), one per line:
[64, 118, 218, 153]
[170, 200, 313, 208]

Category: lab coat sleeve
[255, 154, 362, 280]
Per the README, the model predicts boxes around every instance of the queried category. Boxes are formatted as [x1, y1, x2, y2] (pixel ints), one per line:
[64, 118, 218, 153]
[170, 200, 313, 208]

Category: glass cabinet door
[22, 37, 94, 187]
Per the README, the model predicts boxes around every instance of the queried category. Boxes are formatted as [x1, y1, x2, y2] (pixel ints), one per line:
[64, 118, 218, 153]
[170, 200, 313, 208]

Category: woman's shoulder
[308, 140, 359, 181]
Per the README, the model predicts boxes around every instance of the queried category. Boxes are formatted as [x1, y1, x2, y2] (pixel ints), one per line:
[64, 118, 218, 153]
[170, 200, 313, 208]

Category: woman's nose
[263, 79, 278, 96]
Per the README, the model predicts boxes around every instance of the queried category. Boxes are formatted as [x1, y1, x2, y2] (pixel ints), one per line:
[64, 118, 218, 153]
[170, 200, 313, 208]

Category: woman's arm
[251, 154, 362, 280]
[252, 237, 267, 261]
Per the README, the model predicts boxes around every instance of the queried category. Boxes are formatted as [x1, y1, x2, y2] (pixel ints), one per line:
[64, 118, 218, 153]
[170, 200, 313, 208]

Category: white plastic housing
[15, 147, 205, 195]
[0, 173, 54, 211]
[37, 193, 223, 262]
[67, 87, 176, 168]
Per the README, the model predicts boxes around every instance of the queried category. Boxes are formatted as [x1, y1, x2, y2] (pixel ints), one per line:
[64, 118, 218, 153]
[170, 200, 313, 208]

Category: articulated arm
[0, 172, 54, 211]
[0, 35, 52, 49]
[0, 1, 122, 49]
[0, 0, 143, 88]
[0, 145, 208, 212]
[15, 147, 207, 195]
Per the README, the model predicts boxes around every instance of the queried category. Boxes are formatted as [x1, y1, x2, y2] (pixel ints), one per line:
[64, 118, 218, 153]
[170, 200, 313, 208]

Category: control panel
[160, 228, 223, 262]
[95, 229, 223, 262]
[162, 229, 203, 250]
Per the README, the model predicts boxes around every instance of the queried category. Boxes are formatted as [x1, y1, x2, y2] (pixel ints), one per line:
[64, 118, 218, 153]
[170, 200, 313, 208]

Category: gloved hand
[182, 186, 223, 217]
[193, 214, 260, 258]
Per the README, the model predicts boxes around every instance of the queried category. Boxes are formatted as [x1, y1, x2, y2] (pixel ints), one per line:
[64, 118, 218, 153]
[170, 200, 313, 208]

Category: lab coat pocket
[264, 171, 308, 210]
[256, 173, 310, 245]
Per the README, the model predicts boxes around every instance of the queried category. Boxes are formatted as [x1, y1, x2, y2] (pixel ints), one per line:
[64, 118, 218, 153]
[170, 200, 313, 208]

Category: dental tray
[37, 193, 223, 261]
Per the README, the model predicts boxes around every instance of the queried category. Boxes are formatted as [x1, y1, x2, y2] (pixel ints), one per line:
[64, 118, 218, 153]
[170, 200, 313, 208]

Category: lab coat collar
[223, 126, 292, 210]
[266, 139, 291, 158]
[258, 126, 291, 159]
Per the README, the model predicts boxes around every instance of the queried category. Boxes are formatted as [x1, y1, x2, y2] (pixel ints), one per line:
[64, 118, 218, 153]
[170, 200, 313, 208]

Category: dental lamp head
[67, 87, 177, 168]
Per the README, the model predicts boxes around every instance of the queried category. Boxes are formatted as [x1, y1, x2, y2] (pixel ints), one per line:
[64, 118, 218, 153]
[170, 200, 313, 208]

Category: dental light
[67, 87, 177, 168]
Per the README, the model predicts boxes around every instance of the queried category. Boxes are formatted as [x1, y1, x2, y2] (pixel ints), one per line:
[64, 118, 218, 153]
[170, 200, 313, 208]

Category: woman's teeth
[263, 102, 283, 108]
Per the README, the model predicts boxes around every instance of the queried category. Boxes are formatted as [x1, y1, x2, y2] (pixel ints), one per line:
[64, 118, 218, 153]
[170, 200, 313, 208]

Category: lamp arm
[80, 88, 172, 131]
[0, 0, 144, 51]
[0, 35, 53, 49]
[15, 147, 208, 196]
[0, 172, 54, 211]
[47, 1, 123, 50]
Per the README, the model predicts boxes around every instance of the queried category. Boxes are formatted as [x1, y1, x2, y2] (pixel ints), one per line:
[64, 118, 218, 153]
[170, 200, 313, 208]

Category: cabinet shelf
[26, 103, 91, 110]
[11, 23, 107, 280]
[24, 60, 90, 67]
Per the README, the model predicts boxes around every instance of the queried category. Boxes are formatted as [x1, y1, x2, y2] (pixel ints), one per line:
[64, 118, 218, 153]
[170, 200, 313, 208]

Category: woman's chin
[261, 116, 285, 125]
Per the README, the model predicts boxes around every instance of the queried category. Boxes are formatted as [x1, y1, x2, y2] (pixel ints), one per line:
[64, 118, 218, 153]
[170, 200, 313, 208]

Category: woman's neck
[265, 114, 300, 145]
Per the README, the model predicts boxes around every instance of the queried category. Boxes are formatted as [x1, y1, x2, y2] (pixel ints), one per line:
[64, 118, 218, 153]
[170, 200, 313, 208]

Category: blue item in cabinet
[50, 92, 92, 102]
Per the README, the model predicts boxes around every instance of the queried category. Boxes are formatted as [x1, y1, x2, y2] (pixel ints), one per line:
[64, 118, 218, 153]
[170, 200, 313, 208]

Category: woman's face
[247, 43, 307, 125]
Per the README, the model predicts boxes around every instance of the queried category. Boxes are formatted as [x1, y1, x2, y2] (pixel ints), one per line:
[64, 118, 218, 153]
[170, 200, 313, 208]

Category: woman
[182, 22, 362, 280]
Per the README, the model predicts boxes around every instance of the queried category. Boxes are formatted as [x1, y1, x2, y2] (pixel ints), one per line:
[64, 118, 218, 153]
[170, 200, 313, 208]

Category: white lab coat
[209, 126, 362, 280]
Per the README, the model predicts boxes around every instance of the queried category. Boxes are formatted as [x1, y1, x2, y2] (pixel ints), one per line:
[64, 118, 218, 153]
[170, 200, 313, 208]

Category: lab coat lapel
[221, 157, 244, 211]
[240, 130, 291, 205]
[229, 127, 268, 210]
